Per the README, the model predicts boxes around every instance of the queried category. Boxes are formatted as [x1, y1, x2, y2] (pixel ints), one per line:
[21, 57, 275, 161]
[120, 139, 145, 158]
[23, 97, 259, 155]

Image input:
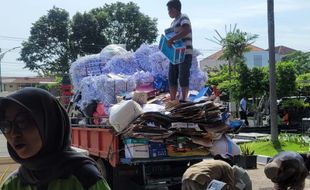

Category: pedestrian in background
[166, 0, 193, 101]
[0, 87, 110, 190]
[239, 97, 249, 126]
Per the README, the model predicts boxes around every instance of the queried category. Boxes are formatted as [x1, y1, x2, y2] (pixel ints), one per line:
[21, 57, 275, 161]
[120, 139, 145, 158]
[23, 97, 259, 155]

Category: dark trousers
[239, 111, 249, 126]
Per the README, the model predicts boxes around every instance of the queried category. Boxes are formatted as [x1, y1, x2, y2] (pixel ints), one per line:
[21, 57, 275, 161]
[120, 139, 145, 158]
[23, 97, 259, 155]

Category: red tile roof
[273, 46, 297, 55]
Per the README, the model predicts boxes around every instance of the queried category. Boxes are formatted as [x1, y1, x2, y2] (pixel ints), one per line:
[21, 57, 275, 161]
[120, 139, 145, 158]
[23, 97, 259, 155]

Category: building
[1, 76, 56, 92]
[200, 45, 297, 71]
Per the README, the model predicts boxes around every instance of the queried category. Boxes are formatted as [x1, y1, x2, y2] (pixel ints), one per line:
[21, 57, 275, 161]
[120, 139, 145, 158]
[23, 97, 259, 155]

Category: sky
[1, 0, 310, 77]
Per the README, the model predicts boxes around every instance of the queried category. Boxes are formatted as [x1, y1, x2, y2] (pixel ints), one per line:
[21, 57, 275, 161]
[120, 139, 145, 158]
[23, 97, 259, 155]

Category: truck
[70, 120, 209, 190]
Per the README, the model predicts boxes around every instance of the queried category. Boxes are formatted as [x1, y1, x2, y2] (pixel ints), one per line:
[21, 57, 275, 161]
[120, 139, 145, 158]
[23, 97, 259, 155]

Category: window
[253, 55, 262, 67]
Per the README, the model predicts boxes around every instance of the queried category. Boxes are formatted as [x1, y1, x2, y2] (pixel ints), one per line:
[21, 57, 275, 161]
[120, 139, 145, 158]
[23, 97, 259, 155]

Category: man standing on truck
[166, 0, 193, 101]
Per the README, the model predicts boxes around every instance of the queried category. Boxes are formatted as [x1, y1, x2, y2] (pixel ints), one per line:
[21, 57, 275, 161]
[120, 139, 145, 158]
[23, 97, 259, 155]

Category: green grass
[244, 141, 309, 157]
[241, 133, 310, 157]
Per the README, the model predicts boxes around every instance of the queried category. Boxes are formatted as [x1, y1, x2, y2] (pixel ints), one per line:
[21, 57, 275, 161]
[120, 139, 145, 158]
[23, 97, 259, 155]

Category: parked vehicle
[70, 122, 207, 190]
[67, 94, 208, 190]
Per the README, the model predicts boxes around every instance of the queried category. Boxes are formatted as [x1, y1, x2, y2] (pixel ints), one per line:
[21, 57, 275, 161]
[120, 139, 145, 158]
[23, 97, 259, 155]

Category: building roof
[203, 44, 264, 61]
[2, 77, 55, 84]
[273, 45, 297, 55]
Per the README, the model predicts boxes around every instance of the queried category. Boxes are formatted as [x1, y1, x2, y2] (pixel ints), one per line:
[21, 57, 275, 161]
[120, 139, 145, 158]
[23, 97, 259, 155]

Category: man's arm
[168, 24, 191, 47]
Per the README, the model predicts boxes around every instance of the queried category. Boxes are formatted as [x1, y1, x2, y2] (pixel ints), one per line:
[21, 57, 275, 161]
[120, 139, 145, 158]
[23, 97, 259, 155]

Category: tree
[276, 61, 297, 98]
[207, 24, 258, 115]
[19, 3, 158, 76]
[282, 51, 310, 75]
[98, 2, 158, 51]
[296, 73, 310, 95]
[208, 25, 258, 70]
[19, 7, 71, 76]
[70, 12, 109, 57]
[249, 67, 269, 100]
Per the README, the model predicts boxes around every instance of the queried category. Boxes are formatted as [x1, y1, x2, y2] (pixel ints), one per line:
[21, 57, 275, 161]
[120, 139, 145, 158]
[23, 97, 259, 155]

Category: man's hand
[167, 39, 174, 47]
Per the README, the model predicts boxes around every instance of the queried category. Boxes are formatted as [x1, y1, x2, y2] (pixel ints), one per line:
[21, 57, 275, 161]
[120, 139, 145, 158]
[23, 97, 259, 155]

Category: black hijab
[0, 87, 97, 186]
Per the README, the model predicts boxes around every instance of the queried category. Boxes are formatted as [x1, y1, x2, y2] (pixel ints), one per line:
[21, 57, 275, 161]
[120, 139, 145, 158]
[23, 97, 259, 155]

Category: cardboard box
[124, 138, 149, 158]
[159, 32, 185, 64]
[171, 122, 202, 131]
[149, 141, 167, 158]
[133, 91, 148, 105]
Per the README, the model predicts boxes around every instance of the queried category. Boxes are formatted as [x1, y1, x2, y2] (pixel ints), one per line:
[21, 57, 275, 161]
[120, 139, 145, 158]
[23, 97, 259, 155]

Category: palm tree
[207, 24, 258, 114]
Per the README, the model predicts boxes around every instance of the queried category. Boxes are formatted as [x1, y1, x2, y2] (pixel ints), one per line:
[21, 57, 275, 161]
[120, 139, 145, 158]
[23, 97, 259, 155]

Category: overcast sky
[1, 0, 309, 77]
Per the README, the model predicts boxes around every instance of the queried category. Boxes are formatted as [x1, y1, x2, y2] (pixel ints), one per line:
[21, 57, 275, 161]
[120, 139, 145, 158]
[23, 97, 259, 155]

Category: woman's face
[2, 103, 42, 159]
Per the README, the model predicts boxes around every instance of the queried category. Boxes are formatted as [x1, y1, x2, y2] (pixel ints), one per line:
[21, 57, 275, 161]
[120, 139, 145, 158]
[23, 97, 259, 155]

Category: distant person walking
[166, 0, 193, 101]
[239, 97, 249, 126]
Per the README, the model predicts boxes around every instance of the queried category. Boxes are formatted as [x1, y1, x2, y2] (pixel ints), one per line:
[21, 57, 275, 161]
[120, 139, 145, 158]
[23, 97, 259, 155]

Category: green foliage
[278, 133, 308, 147]
[99, 2, 158, 51]
[282, 51, 310, 75]
[276, 61, 297, 98]
[70, 11, 109, 57]
[249, 67, 269, 97]
[236, 61, 251, 98]
[280, 99, 309, 109]
[296, 73, 310, 95]
[245, 133, 309, 157]
[19, 7, 71, 76]
[207, 24, 258, 103]
[208, 24, 258, 63]
[240, 143, 255, 155]
[19, 2, 158, 77]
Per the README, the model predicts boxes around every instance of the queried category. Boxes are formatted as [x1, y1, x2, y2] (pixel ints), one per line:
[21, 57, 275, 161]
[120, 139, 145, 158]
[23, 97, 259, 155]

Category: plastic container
[159, 32, 185, 64]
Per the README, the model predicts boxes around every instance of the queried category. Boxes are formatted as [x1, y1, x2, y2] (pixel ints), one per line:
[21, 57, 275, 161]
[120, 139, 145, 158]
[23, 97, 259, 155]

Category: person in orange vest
[282, 110, 289, 125]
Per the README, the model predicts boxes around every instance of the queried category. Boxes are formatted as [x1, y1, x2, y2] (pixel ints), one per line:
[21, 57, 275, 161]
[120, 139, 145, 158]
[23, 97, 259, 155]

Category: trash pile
[70, 44, 207, 112]
[69, 44, 241, 160]
[114, 98, 240, 158]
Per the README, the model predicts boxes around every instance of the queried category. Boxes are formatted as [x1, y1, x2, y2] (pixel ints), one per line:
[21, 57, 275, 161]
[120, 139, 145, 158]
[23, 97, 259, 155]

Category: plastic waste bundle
[104, 53, 140, 75]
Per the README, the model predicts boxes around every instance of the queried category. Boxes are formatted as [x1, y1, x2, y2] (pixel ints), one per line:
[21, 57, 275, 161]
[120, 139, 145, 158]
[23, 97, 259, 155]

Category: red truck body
[71, 127, 119, 167]
[70, 124, 208, 190]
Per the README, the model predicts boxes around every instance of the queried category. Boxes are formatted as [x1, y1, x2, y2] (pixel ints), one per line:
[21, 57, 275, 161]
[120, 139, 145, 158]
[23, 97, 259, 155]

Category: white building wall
[244, 51, 282, 68]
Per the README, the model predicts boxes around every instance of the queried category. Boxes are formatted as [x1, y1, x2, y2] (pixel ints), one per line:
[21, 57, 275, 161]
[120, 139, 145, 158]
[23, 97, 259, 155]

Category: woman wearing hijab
[0, 87, 110, 190]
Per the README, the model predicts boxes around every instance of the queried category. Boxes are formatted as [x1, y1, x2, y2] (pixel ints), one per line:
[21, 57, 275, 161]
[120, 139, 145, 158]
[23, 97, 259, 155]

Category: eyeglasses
[0, 113, 34, 135]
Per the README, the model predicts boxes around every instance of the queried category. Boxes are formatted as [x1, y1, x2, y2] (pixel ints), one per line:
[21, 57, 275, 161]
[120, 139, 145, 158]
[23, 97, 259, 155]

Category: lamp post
[0, 46, 21, 92]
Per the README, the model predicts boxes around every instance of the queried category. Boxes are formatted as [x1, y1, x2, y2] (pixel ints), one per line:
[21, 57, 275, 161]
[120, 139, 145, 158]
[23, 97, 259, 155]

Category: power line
[0, 35, 27, 40]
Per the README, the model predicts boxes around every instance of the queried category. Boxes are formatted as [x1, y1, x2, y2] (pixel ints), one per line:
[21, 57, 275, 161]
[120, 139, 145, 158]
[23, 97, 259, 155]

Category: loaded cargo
[67, 44, 241, 190]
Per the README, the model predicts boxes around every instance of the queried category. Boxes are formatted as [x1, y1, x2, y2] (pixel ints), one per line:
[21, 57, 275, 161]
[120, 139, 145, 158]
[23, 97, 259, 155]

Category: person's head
[0, 101, 42, 159]
[214, 154, 234, 167]
[0, 87, 70, 163]
[167, 0, 181, 18]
